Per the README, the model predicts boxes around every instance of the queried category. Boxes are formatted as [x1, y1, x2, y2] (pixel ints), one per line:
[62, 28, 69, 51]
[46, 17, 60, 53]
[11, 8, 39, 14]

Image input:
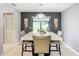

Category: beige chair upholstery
[33, 35, 51, 54]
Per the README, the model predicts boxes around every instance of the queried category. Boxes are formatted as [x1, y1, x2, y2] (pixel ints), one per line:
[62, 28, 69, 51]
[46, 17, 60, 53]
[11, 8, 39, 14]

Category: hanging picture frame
[24, 18, 28, 31]
[54, 18, 58, 29]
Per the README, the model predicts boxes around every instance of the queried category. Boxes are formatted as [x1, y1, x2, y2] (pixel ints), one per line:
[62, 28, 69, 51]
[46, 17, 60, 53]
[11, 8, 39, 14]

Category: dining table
[21, 31, 62, 42]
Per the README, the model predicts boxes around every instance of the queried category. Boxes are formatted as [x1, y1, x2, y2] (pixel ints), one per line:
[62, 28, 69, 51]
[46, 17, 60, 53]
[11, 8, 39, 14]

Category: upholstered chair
[32, 35, 51, 56]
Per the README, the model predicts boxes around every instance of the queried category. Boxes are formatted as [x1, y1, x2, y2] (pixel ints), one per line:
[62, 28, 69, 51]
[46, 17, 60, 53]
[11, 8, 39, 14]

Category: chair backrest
[57, 31, 62, 37]
[33, 35, 51, 54]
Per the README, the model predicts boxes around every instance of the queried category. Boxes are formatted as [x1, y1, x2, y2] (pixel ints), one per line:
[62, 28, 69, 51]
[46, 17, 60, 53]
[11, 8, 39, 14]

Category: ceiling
[11, 3, 74, 12]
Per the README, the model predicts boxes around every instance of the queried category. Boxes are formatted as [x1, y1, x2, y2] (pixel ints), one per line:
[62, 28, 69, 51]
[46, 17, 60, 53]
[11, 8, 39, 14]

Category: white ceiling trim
[11, 3, 74, 12]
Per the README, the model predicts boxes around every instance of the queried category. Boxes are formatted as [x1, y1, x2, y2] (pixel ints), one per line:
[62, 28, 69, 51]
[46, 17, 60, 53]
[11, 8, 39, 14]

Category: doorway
[3, 13, 16, 54]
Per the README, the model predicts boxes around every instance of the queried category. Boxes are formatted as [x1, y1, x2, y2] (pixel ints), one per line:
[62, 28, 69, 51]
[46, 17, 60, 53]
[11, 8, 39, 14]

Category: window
[41, 21, 49, 31]
[33, 21, 40, 32]
[32, 18, 50, 32]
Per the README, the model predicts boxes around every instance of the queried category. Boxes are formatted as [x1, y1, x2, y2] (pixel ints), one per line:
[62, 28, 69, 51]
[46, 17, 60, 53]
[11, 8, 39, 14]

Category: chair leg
[34, 53, 38, 56]
[32, 44, 34, 56]
[32, 43, 38, 56]
[21, 44, 24, 56]
[56, 44, 58, 50]
[49, 44, 51, 55]
[25, 44, 27, 50]
[59, 44, 61, 56]
[44, 53, 50, 56]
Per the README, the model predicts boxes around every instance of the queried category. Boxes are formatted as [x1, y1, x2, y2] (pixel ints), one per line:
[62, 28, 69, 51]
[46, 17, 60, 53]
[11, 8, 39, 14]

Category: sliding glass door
[32, 15, 50, 32]
[33, 21, 40, 32]
[41, 21, 49, 31]
[33, 21, 49, 32]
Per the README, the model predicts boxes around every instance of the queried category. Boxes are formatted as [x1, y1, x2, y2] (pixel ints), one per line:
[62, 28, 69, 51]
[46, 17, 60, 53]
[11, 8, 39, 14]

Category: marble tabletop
[21, 31, 62, 42]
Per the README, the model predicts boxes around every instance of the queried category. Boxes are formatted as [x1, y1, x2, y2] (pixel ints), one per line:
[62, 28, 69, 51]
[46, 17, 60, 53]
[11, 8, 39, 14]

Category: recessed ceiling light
[11, 3, 16, 6]
[40, 3, 43, 6]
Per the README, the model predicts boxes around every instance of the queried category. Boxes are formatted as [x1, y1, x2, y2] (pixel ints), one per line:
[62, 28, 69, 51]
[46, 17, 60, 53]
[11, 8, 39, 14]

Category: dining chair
[50, 31, 62, 56]
[57, 31, 62, 37]
[20, 30, 25, 37]
[50, 41, 61, 56]
[50, 30, 62, 56]
[32, 35, 51, 56]
[21, 40, 33, 56]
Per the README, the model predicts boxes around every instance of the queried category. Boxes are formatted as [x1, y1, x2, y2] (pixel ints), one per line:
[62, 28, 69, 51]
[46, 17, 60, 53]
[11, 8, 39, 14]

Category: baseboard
[62, 41, 79, 56]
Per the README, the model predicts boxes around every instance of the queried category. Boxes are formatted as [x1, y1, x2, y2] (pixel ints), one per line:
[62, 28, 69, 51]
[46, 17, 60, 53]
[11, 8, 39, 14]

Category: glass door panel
[33, 22, 40, 32]
[41, 22, 49, 31]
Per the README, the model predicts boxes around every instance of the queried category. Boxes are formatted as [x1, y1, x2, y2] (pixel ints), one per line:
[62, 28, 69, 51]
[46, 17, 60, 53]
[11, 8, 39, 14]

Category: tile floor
[3, 42, 78, 56]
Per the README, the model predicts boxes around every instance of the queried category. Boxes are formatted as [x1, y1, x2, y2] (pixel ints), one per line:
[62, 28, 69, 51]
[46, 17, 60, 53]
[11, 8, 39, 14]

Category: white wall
[0, 4, 3, 55]
[62, 4, 79, 53]
[0, 3, 21, 55]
